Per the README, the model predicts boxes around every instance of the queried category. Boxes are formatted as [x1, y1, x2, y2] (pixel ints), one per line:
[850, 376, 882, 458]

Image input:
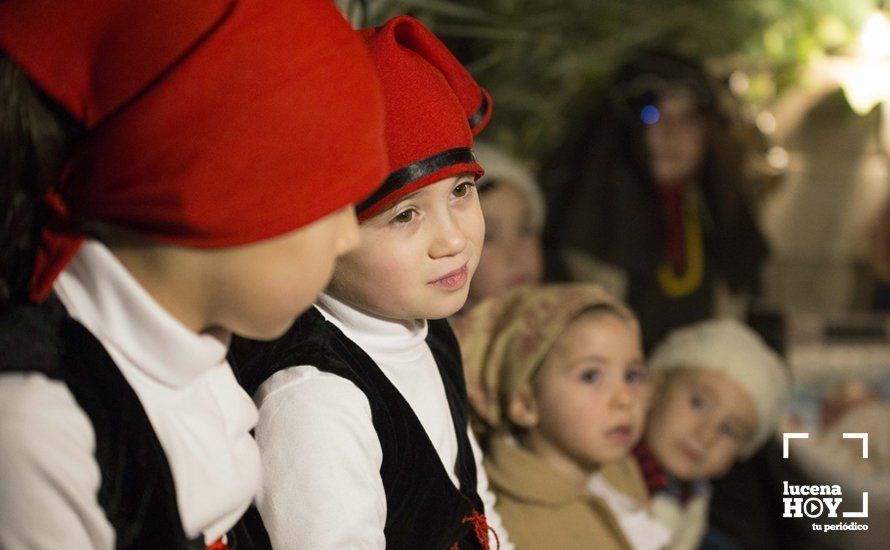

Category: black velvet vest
[0, 295, 202, 549]
[228, 307, 487, 550]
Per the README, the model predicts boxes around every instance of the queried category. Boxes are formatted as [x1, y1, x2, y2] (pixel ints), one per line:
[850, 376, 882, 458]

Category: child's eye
[452, 181, 475, 198]
[719, 423, 738, 439]
[391, 209, 416, 224]
[690, 394, 706, 410]
[625, 367, 647, 385]
[580, 369, 600, 384]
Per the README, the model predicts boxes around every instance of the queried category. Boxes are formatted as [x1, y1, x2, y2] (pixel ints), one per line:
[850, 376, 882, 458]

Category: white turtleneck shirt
[0, 239, 261, 549]
[253, 293, 512, 549]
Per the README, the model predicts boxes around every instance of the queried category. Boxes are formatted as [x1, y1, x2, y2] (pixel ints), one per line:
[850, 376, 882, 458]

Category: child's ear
[507, 388, 539, 429]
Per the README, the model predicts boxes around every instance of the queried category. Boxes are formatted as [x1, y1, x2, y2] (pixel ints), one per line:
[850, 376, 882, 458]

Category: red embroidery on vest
[451, 509, 499, 550]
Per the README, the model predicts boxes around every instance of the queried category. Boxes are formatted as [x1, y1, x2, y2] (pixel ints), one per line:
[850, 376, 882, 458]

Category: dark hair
[608, 51, 725, 185]
[0, 54, 82, 306]
[541, 50, 768, 293]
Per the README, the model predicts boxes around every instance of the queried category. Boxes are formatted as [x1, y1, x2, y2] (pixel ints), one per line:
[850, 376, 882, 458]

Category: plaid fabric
[633, 443, 670, 495]
[632, 443, 709, 506]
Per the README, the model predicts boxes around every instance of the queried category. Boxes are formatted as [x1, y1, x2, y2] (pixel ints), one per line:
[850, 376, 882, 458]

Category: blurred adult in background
[468, 142, 546, 309]
[541, 50, 769, 351]
[466, 142, 625, 313]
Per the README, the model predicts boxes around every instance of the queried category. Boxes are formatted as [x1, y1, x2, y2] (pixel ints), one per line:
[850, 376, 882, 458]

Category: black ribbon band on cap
[468, 93, 489, 130]
[358, 147, 477, 214]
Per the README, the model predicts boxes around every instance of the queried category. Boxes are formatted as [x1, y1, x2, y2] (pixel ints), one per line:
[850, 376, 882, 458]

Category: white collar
[316, 293, 428, 360]
[53, 239, 229, 388]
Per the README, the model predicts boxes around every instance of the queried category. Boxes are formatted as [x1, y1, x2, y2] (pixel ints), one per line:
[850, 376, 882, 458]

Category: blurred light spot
[861, 9, 890, 58]
[767, 146, 789, 171]
[816, 16, 850, 48]
[756, 111, 777, 135]
[729, 70, 750, 95]
[641, 105, 659, 125]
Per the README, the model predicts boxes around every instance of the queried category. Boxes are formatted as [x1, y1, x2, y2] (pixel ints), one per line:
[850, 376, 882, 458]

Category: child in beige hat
[457, 283, 669, 549]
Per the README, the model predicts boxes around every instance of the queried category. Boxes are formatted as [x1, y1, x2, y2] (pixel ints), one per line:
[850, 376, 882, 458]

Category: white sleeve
[253, 366, 386, 550]
[468, 428, 514, 550]
[0, 373, 115, 550]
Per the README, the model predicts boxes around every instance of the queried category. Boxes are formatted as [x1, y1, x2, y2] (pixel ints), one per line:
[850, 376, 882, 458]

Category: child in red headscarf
[0, 1, 387, 548]
[229, 15, 511, 549]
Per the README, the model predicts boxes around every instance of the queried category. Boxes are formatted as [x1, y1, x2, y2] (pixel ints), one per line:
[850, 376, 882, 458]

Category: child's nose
[696, 418, 720, 448]
[609, 381, 633, 409]
[335, 207, 361, 255]
[429, 211, 467, 258]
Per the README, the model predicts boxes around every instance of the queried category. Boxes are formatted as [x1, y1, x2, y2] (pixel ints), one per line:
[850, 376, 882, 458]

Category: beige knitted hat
[649, 318, 792, 458]
[456, 283, 637, 435]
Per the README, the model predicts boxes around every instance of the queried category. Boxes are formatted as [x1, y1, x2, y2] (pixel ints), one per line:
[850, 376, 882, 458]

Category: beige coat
[485, 435, 649, 550]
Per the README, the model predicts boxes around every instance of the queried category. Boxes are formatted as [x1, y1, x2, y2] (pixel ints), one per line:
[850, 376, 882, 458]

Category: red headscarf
[0, 0, 388, 301]
[356, 16, 492, 220]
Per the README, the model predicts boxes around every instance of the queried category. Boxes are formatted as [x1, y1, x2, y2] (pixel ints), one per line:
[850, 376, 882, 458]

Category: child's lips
[428, 263, 468, 289]
[605, 424, 634, 444]
[677, 442, 704, 463]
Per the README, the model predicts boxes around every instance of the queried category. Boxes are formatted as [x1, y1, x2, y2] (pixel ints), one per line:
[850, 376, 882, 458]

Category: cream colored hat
[649, 318, 792, 458]
[473, 142, 546, 232]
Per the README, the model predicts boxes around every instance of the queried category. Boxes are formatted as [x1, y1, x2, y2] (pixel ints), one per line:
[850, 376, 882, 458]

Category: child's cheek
[710, 445, 739, 478]
[468, 202, 486, 251]
[638, 382, 656, 411]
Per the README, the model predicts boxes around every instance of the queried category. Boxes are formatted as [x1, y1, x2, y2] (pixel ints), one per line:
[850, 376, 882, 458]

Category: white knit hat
[473, 141, 546, 232]
[649, 318, 791, 458]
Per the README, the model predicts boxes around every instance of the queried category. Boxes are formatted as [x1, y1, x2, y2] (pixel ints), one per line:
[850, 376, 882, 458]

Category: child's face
[202, 205, 360, 339]
[327, 174, 484, 320]
[645, 369, 758, 482]
[517, 312, 650, 476]
[469, 184, 543, 303]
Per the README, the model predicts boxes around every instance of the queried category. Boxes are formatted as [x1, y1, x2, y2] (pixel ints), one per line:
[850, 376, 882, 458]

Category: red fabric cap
[356, 16, 492, 221]
[0, 0, 388, 302]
